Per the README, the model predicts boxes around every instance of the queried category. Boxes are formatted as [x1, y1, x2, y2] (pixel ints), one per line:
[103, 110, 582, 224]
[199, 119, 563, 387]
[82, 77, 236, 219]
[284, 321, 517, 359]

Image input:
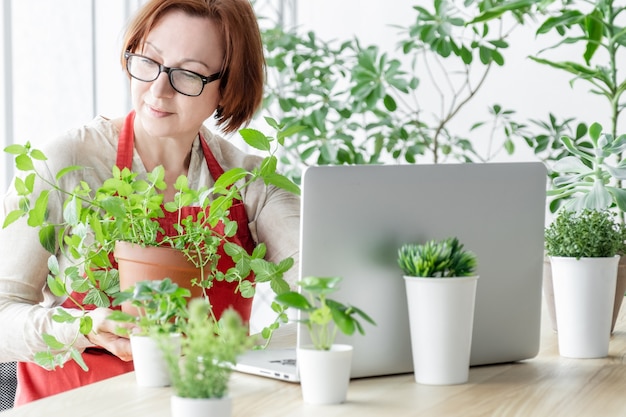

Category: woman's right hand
[85, 307, 136, 361]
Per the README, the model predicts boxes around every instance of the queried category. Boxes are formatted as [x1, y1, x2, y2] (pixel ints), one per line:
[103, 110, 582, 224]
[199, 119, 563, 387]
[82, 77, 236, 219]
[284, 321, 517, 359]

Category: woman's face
[130, 10, 224, 141]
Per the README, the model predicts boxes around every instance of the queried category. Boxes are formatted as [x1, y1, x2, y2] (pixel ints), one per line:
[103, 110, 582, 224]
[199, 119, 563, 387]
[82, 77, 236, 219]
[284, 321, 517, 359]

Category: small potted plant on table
[545, 122, 626, 333]
[109, 278, 190, 387]
[162, 299, 251, 417]
[274, 276, 375, 405]
[397, 237, 478, 385]
[545, 209, 626, 358]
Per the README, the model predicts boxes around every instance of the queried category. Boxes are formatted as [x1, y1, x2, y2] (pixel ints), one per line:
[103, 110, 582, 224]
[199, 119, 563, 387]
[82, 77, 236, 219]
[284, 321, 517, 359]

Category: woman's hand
[86, 307, 136, 361]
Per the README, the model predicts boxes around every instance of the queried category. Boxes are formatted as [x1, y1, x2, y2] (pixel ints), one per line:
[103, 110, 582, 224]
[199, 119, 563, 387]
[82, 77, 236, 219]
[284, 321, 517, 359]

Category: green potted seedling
[397, 237, 478, 385]
[274, 276, 375, 405]
[545, 209, 626, 358]
[108, 278, 190, 387]
[162, 299, 252, 417]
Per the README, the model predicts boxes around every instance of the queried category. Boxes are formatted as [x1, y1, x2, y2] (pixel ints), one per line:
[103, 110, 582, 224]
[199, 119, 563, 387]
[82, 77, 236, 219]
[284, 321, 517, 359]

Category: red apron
[15, 111, 255, 405]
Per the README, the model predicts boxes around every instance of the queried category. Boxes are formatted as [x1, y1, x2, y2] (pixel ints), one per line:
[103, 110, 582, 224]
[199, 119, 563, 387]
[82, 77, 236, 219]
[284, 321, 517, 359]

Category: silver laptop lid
[297, 162, 546, 378]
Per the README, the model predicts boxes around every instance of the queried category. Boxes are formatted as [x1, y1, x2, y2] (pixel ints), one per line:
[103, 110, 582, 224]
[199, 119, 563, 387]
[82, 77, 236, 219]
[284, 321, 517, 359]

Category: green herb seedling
[397, 237, 477, 278]
[545, 209, 626, 259]
[274, 276, 375, 351]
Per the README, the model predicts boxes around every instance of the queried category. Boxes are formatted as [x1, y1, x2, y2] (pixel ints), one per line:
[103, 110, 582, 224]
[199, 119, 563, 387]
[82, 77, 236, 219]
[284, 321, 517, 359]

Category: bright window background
[2, 1, 616, 190]
[0, 0, 616, 332]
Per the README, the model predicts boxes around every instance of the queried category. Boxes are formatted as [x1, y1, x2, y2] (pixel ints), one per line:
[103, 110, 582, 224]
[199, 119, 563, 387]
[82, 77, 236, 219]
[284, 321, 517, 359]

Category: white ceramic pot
[551, 256, 619, 358]
[131, 333, 181, 387]
[297, 344, 353, 405]
[404, 275, 479, 385]
[170, 395, 231, 417]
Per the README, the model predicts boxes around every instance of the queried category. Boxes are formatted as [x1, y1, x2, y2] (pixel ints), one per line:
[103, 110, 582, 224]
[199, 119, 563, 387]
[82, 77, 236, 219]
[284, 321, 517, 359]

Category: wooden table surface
[4, 299, 626, 417]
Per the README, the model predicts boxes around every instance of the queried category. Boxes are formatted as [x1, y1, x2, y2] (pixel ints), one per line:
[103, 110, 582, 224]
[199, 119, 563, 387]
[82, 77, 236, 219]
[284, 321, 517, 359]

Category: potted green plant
[2, 118, 298, 371]
[162, 299, 251, 417]
[274, 276, 375, 405]
[107, 278, 190, 387]
[397, 237, 478, 385]
[539, 123, 626, 334]
[545, 209, 626, 358]
[468, 0, 626, 337]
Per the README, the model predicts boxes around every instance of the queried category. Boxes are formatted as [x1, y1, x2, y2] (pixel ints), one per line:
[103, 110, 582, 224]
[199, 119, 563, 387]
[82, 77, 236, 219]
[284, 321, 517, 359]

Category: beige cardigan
[0, 116, 300, 362]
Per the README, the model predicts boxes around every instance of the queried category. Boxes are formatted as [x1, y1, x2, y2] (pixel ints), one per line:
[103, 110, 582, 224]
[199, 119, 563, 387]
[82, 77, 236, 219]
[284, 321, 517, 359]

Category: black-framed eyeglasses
[124, 51, 222, 97]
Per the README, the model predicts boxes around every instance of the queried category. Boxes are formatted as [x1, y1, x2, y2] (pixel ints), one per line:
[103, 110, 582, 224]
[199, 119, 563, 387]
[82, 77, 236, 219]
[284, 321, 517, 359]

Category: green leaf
[584, 179, 612, 210]
[239, 128, 271, 151]
[239, 280, 255, 298]
[263, 173, 301, 196]
[47, 255, 60, 276]
[274, 292, 312, 310]
[34, 352, 58, 370]
[15, 154, 34, 171]
[52, 309, 78, 323]
[83, 289, 110, 308]
[30, 148, 47, 161]
[260, 156, 278, 177]
[329, 306, 355, 335]
[214, 168, 248, 191]
[56, 165, 84, 181]
[63, 196, 79, 226]
[583, 9, 603, 65]
[70, 348, 89, 371]
[42, 333, 65, 350]
[469, 0, 537, 23]
[27, 191, 49, 228]
[263, 116, 281, 130]
[4, 143, 27, 155]
[2, 210, 24, 228]
[383, 94, 397, 111]
[552, 156, 592, 174]
[39, 225, 56, 254]
[270, 277, 291, 296]
[47, 276, 67, 297]
[79, 316, 93, 335]
[276, 125, 306, 143]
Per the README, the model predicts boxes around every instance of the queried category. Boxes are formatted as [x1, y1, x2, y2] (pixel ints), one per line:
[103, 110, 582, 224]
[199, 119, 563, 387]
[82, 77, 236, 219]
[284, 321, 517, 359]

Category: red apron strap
[116, 111, 224, 182]
[199, 133, 224, 180]
[116, 111, 136, 170]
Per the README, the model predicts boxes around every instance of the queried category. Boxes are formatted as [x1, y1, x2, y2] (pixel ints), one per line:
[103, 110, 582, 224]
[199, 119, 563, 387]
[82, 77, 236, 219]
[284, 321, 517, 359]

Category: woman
[0, 0, 300, 405]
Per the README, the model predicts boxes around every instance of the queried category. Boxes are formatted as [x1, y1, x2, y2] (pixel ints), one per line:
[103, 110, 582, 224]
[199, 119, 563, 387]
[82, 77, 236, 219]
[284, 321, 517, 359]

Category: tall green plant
[472, 0, 626, 213]
[261, 2, 528, 181]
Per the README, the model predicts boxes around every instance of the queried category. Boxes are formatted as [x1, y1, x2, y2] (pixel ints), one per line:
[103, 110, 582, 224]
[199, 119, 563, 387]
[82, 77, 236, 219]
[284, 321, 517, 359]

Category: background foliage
[259, 0, 626, 201]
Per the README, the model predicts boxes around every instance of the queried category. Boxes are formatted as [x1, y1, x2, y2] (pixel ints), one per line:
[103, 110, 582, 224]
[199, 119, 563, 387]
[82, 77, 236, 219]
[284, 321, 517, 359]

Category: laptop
[235, 162, 547, 382]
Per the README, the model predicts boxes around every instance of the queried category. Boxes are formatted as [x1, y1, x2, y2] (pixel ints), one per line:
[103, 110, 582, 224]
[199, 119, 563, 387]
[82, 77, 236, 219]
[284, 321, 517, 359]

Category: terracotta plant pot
[114, 241, 205, 313]
[543, 255, 626, 334]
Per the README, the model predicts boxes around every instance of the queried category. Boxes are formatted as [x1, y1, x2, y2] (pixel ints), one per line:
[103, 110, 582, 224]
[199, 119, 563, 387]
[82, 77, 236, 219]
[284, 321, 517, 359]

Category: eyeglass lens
[126, 54, 205, 96]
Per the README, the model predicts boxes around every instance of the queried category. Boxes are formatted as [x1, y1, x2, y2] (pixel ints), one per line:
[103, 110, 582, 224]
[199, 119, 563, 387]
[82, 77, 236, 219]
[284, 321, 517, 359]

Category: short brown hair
[121, 0, 265, 133]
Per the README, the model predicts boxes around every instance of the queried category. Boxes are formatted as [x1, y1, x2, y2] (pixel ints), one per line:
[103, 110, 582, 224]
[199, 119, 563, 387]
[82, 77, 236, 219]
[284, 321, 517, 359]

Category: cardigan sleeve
[0, 173, 95, 362]
[0, 118, 119, 362]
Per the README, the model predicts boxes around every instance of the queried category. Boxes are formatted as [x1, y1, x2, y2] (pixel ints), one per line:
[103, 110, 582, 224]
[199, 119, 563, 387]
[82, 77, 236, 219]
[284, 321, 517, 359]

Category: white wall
[1, 1, 10, 191]
[10, 1, 131, 145]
